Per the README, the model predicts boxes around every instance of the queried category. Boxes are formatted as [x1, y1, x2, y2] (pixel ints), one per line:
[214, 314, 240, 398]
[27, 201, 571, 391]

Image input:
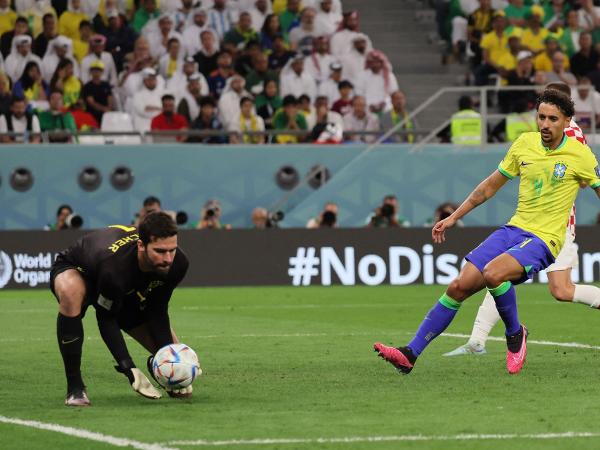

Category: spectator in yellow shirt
[0, 0, 17, 37]
[534, 34, 569, 73]
[474, 10, 508, 85]
[58, 0, 89, 41]
[521, 5, 549, 55]
[72, 20, 92, 63]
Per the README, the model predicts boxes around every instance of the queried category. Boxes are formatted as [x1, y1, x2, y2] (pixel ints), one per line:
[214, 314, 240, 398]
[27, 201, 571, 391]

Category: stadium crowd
[0, 0, 416, 144]
[437, 0, 600, 142]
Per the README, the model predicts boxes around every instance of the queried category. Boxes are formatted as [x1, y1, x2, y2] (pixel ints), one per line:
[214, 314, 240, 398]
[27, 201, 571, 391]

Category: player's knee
[446, 279, 469, 301]
[482, 266, 504, 288]
[54, 271, 86, 316]
[549, 284, 573, 302]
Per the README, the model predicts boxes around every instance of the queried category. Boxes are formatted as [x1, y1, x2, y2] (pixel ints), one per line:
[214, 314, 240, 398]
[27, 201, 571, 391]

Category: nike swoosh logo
[61, 337, 80, 345]
[520, 161, 533, 166]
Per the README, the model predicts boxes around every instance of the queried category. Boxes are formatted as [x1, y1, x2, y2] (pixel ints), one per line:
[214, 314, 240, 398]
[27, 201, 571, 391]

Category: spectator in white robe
[80, 34, 118, 86]
[355, 49, 398, 114]
[280, 54, 317, 103]
[182, 8, 208, 56]
[144, 13, 184, 60]
[317, 61, 343, 105]
[340, 33, 371, 86]
[218, 73, 251, 130]
[131, 67, 163, 132]
[312, 0, 341, 36]
[288, 7, 319, 50]
[244, 0, 270, 31]
[5, 35, 42, 83]
[166, 56, 209, 101]
[41, 35, 80, 83]
[304, 36, 336, 85]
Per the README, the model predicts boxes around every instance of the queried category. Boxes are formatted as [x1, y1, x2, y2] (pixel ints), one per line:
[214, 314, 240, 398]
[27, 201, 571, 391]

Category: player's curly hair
[535, 89, 575, 118]
[139, 212, 178, 245]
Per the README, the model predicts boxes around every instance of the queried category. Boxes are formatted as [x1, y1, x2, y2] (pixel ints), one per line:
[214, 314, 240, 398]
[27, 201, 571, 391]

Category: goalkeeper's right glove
[115, 361, 161, 399]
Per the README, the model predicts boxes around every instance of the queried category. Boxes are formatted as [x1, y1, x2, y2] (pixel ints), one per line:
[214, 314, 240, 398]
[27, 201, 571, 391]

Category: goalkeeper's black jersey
[54, 225, 188, 320]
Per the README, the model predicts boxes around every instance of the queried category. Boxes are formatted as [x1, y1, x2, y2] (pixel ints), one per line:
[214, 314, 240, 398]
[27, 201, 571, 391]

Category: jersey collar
[541, 133, 567, 152]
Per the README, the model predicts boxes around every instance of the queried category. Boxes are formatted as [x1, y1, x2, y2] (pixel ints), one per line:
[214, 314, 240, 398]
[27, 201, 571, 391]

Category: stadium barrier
[0, 227, 598, 289]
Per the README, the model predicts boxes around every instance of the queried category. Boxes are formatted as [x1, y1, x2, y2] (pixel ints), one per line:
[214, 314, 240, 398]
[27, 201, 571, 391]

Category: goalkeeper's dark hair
[138, 211, 178, 245]
[535, 89, 574, 118]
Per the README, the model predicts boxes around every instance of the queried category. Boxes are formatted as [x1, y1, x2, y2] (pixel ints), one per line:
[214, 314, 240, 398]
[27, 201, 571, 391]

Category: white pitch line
[167, 431, 600, 447]
[2, 331, 600, 351]
[440, 332, 600, 351]
[0, 416, 179, 450]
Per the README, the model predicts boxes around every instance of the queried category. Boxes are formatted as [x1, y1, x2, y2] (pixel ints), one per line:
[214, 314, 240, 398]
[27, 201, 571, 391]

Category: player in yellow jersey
[374, 89, 600, 375]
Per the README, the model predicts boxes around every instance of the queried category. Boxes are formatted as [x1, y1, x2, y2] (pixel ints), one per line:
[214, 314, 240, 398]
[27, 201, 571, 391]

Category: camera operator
[366, 194, 410, 228]
[307, 202, 338, 228]
[133, 196, 162, 227]
[196, 199, 232, 230]
[45, 204, 84, 230]
[252, 208, 285, 229]
[424, 202, 464, 227]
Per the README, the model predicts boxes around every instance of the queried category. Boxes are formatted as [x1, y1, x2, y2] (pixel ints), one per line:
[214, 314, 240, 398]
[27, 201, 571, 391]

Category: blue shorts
[465, 225, 555, 285]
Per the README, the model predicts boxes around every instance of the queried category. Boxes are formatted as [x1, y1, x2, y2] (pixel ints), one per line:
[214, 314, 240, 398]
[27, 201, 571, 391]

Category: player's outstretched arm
[432, 170, 508, 243]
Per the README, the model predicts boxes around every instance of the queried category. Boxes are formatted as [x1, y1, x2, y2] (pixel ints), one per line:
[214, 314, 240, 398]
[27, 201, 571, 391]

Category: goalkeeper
[50, 212, 190, 406]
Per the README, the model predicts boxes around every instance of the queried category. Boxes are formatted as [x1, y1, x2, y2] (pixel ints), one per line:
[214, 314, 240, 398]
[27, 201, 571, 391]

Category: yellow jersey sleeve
[497, 134, 523, 179]
[576, 147, 600, 188]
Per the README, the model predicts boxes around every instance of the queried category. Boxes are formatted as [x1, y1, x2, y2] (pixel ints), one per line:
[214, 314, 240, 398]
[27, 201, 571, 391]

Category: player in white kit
[445, 83, 600, 356]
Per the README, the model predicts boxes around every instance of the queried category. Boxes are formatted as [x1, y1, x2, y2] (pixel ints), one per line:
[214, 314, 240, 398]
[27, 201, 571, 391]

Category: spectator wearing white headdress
[131, 67, 164, 132]
[312, 0, 342, 36]
[280, 54, 317, 103]
[167, 56, 209, 101]
[218, 73, 251, 131]
[5, 35, 42, 83]
[330, 10, 371, 58]
[355, 50, 398, 114]
[42, 35, 80, 83]
[145, 14, 184, 60]
[80, 34, 118, 86]
[340, 33, 372, 86]
[183, 8, 209, 56]
[58, 0, 89, 41]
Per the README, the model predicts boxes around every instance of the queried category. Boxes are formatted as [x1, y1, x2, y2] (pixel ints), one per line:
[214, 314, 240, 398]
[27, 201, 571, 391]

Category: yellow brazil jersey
[480, 31, 509, 66]
[521, 27, 549, 53]
[498, 132, 600, 257]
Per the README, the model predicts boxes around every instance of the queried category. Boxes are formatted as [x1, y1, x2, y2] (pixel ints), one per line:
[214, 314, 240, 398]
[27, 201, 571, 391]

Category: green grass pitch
[2, 285, 600, 450]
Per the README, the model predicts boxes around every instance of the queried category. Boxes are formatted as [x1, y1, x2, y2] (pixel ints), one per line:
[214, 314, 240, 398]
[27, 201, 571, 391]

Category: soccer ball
[152, 343, 201, 389]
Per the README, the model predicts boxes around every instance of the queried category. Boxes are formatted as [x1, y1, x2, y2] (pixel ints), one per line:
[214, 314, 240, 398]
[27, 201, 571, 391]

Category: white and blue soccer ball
[152, 343, 201, 389]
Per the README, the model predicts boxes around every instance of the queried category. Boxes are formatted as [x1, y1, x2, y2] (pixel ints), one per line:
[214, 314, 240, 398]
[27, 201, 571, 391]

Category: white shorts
[546, 233, 578, 272]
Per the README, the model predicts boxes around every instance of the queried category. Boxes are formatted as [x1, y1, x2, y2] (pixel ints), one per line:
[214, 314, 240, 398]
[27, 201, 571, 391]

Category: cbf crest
[553, 162, 567, 179]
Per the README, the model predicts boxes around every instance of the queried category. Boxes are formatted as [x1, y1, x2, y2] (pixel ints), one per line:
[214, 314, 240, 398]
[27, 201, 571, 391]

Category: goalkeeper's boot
[443, 342, 487, 356]
[373, 343, 416, 374]
[506, 325, 528, 374]
[65, 387, 90, 407]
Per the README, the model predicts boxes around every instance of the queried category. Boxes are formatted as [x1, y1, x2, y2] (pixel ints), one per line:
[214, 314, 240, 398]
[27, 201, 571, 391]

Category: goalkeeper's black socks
[57, 313, 84, 391]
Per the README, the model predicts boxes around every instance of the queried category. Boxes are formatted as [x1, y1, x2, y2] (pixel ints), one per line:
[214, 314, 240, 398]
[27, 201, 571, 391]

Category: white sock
[573, 284, 600, 308]
[468, 292, 501, 347]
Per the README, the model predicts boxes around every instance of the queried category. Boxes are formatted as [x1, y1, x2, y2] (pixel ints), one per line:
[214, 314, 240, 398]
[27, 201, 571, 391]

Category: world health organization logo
[0, 251, 13, 288]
